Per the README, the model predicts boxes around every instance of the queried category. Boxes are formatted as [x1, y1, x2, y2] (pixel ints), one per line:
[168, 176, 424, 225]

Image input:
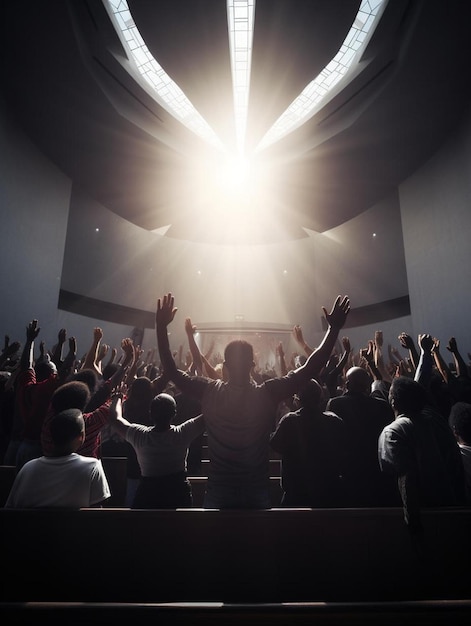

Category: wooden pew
[1, 507, 470, 604]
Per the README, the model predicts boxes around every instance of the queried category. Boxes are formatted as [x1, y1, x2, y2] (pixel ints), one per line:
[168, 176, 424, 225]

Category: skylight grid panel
[114, 12, 127, 29]
[234, 20, 248, 31]
[354, 11, 369, 29]
[133, 48, 149, 66]
[124, 29, 134, 42]
[338, 47, 356, 67]
[235, 31, 248, 48]
[235, 50, 248, 62]
[344, 29, 356, 47]
[363, 14, 375, 31]
[234, 6, 248, 19]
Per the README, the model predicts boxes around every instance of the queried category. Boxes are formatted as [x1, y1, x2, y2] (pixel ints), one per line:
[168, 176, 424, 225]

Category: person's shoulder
[68, 452, 98, 463]
[279, 410, 300, 423]
[323, 410, 343, 422]
[384, 415, 412, 434]
[325, 393, 346, 408]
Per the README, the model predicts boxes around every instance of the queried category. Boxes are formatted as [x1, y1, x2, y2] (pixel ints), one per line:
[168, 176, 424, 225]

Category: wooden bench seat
[1, 507, 470, 604]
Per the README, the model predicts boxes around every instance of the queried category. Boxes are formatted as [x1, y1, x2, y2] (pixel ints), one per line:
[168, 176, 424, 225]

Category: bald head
[345, 367, 372, 394]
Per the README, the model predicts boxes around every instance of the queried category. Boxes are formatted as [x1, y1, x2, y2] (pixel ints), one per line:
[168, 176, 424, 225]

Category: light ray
[103, 0, 223, 149]
[256, 0, 388, 152]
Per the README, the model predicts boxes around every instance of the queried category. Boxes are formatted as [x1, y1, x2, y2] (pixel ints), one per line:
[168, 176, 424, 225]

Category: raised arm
[431, 338, 452, 384]
[81, 327, 104, 375]
[57, 336, 77, 381]
[0, 336, 21, 370]
[373, 330, 392, 383]
[292, 325, 313, 357]
[398, 332, 419, 373]
[20, 320, 40, 371]
[201, 353, 222, 380]
[51, 328, 67, 368]
[414, 333, 435, 389]
[185, 317, 204, 376]
[108, 338, 135, 391]
[156, 293, 180, 380]
[360, 340, 382, 381]
[108, 394, 132, 439]
[296, 296, 350, 380]
[446, 337, 469, 379]
[276, 341, 288, 377]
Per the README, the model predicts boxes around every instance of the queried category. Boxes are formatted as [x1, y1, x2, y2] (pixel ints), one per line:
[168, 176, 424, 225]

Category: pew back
[1, 507, 470, 604]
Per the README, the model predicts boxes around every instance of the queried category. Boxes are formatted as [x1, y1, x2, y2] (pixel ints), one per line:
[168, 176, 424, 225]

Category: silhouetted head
[127, 376, 153, 404]
[150, 393, 177, 431]
[345, 367, 372, 394]
[68, 368, 98, 394]
[49, 408, 85, 455]
[102, 362, 119, 381]
[297, 379, 324, 409]
[35, 360, 57, 382]
[51, 381, 91, 414]
[223, 340, 254, 382]
[388, 376, 428, 416]
[449, 402, 471, 445]
[125, 377, 154, 423]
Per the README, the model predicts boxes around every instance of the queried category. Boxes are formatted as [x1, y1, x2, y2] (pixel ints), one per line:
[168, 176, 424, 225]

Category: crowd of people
[1, 292, 470, 530]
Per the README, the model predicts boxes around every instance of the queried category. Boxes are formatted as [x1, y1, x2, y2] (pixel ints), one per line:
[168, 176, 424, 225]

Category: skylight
[227, 0, 255, 155]
[104, 0, 223, 149]
[103, 0, 387, 156]
[256, 0, 387, 151]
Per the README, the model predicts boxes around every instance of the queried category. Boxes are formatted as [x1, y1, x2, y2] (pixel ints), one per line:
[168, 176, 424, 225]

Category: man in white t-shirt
[109, 393, 204, 508]
[5, 409, 110, 508]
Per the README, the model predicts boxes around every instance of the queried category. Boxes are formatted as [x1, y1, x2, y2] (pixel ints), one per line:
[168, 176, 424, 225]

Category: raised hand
[109, 393, 123, 422]
[97, 344, 109, 362]
[2, 340, 20, 358]
[156, 293, 178, 328]
[39, 341, 47, 359]
[398, 332, 414, 350]
[322, 296, 350, 330]
[121, 338, 134, 365]
[374, 330, 383, 348]
[58, 328, 67, 344]
[185, 317, 196, 336]
[93, 327, 103, 341]
[390, 346, 401, 359]
[341, 336, 351, 353]
[446, 337, 458, 353]
[276, 341, 285, 358]
[418, 333, 434, 353]
[68, 337, 77, 354]
[293, 325, 305, 345]
[26, 319, 40, 342]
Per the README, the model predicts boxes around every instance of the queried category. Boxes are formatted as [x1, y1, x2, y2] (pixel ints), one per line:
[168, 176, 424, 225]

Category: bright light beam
[103, 0, 223, 149]
[256, 0, 388, 152]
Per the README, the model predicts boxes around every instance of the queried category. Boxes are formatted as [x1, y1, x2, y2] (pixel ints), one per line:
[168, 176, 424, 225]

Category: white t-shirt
[5, 453, 111, 508]
[125, 415, 204, 477]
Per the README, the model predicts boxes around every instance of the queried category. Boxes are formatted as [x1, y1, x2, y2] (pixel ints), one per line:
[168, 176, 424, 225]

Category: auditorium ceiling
[3, 0, 471, 244]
